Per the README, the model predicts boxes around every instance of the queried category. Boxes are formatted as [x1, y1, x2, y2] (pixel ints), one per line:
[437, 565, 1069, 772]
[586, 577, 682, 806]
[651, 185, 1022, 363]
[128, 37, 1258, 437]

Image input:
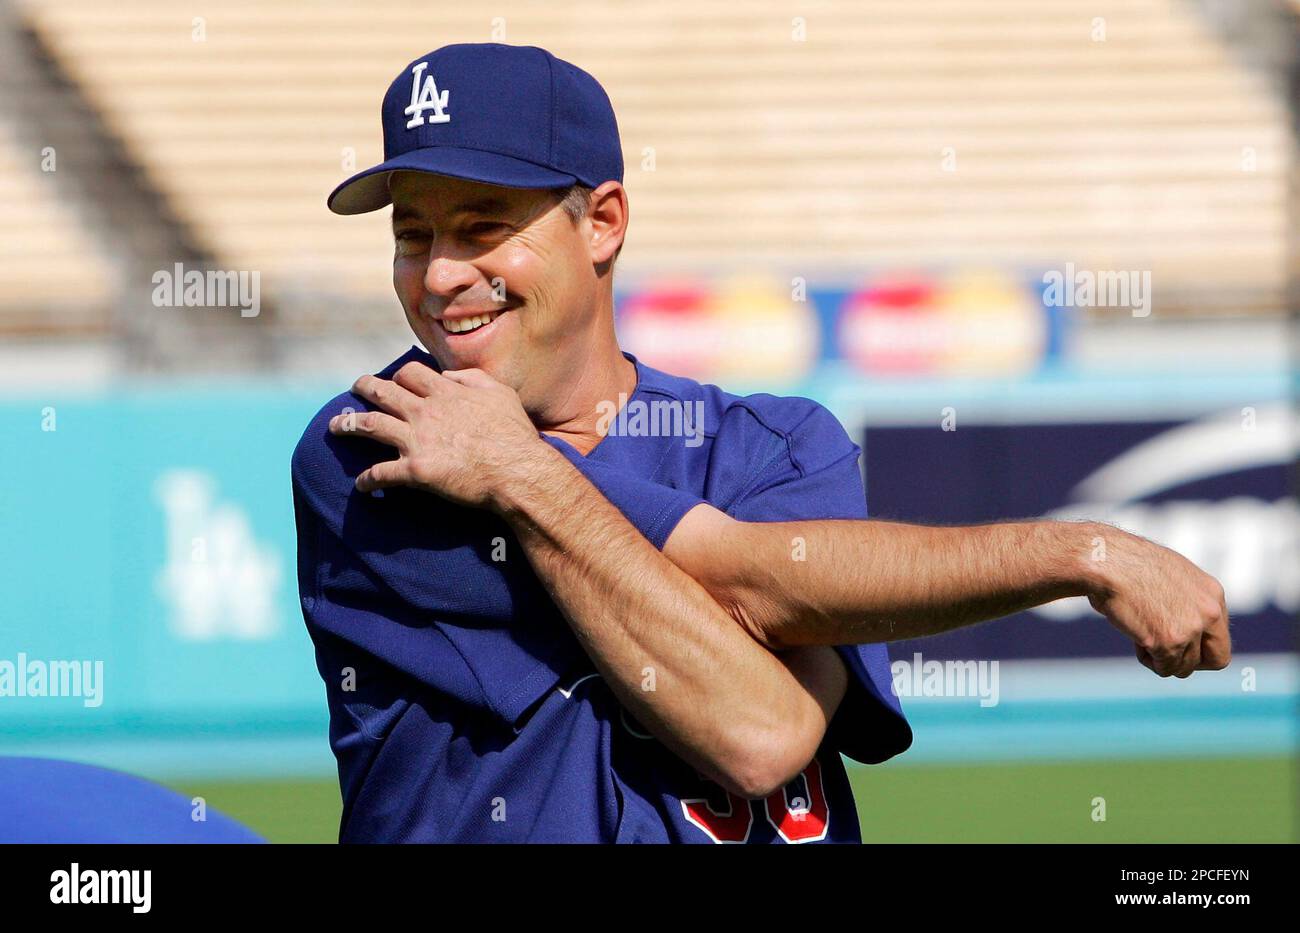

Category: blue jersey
[291, 346, 910, 843]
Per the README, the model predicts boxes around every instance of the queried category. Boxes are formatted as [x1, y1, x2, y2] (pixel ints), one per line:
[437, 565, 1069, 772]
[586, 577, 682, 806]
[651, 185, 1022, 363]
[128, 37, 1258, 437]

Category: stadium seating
[0, 118, 114, 332]
[8, 0, 1296, 330]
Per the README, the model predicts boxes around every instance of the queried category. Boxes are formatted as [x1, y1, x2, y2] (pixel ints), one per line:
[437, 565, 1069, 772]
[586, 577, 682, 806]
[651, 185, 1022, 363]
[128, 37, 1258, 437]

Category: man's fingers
[1197, 601, 1233, 671]
[329, 410, 410, 451]
[355, 458, 408, 493]
[392, 361, 446, 396]
[1174, 638, 1200, 679]
[440, 367, 499, 389]
[352, 373, 422, 417]
[1141, 614, 1232, 678]
[1144, 642, 1185, 678]
[1195, 639, 1230, 671]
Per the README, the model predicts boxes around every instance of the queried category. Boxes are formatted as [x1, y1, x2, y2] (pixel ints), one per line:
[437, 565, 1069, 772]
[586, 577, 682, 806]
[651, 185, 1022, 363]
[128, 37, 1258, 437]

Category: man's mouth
[438, 308, 507, 335]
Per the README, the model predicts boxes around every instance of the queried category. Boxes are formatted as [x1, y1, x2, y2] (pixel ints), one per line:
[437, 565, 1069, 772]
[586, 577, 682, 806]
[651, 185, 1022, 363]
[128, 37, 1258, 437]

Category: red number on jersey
[763, 757, 829, 843]
[680, 757, 829, 844]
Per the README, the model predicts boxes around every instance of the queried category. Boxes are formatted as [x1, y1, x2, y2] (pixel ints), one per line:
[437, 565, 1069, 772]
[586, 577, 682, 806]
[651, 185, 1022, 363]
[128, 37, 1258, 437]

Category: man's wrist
[1053, 519, 1118, 599]
[488, 436, 572, 521]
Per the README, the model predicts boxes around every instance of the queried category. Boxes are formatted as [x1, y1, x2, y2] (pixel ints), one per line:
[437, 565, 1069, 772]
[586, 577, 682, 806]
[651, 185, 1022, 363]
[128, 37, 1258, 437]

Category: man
[292, 43, 1229, 843]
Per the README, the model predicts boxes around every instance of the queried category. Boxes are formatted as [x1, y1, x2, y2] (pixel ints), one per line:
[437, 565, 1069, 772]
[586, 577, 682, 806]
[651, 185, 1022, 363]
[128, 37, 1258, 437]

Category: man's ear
[585, 181, 627, 267]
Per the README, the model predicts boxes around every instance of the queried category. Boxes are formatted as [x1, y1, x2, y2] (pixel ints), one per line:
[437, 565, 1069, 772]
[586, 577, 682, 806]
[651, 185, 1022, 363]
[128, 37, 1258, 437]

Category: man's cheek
[393, 255, 425, 292]
[393, 268, 413, 301]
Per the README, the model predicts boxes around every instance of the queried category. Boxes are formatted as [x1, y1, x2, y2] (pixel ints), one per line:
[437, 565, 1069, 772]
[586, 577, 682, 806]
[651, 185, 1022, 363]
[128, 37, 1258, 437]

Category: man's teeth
[440, 310, 501, 334]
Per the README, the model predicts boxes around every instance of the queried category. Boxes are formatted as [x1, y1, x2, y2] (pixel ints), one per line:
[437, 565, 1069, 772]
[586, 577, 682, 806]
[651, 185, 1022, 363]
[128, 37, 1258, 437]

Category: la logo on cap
[405, 61, 451, 129]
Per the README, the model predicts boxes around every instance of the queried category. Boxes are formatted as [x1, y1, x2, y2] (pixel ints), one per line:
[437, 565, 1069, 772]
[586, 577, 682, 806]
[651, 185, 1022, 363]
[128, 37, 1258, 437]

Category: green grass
[168, 777, 343, 843]
[170, 756, 1296, 843]
[850, 756, 1297, 843]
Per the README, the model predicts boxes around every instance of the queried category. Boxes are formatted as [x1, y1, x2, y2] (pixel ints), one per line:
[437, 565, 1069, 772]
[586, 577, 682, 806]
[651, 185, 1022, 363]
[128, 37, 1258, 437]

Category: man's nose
[422, 251, 479, 298]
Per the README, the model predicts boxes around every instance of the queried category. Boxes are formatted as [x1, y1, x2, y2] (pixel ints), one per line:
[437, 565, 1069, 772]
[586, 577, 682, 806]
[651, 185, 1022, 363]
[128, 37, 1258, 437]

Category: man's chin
[424, 342, 515, 385]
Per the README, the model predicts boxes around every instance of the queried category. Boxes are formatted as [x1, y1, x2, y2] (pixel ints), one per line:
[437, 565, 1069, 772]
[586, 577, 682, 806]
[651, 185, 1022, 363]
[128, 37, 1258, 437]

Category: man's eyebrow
[391, 198, 513, 226]
[391, 205, 421, 225]
[452, 197, 512, 216]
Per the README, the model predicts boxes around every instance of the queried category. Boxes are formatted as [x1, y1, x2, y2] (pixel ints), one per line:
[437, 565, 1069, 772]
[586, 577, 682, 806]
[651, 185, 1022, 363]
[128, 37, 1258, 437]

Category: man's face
[388, 172, 598, 408]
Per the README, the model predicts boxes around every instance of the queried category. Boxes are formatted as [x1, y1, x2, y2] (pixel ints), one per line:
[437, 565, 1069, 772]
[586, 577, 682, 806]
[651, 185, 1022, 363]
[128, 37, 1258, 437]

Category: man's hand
[329, 362, 546, 509]
[1082, 525, 1231, 679]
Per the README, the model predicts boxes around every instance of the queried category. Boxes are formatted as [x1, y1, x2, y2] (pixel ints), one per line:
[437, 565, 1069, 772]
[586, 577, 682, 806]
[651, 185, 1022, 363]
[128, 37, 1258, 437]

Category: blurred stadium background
[0, 0, 1295, 842]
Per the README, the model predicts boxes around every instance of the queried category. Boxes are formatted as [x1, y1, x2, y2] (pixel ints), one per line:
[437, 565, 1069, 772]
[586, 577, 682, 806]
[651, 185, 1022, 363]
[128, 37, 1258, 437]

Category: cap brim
[327, 146, 579, 214]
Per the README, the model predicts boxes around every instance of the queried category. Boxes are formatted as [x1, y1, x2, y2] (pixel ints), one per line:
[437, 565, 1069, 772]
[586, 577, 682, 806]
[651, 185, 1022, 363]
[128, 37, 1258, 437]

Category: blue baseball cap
[328, 43, 624, 214]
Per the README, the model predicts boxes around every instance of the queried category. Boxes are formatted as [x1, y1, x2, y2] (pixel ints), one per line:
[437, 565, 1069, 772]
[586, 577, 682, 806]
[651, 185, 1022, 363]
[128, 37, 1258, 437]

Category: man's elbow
[714, 722, 826, 800]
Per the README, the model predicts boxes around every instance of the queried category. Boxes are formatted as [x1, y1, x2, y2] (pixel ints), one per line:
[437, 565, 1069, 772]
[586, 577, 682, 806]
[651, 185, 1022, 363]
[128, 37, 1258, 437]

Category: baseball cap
[328, 43, 624, 215]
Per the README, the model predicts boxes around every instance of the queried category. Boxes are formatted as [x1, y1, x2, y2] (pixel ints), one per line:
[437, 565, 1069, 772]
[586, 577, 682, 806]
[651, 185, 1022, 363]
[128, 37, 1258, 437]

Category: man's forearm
[495, 442, 843, 799]
[679, 513, 1090, 648]
[666, 504, 1230, 681]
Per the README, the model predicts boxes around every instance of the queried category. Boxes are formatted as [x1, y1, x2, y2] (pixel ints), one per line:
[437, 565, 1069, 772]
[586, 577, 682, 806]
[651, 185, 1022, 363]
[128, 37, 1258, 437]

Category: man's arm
[664, 504, 1232, 680]
[495, 440, 849, 799]
[335, 363, 847, 799]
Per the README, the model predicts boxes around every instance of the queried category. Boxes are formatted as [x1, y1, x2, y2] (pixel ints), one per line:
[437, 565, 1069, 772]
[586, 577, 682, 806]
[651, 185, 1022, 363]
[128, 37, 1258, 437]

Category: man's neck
[533, 343, 638, 456]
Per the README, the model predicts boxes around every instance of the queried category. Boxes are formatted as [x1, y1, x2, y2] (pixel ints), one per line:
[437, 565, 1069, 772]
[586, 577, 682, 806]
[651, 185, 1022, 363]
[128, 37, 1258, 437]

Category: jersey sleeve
[720, 398, 912, 765]
[541, 436, 703, 550]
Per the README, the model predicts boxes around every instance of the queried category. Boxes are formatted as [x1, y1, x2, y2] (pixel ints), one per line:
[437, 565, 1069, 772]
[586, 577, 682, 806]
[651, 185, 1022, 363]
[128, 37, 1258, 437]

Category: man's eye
[469, 222, 508, 235]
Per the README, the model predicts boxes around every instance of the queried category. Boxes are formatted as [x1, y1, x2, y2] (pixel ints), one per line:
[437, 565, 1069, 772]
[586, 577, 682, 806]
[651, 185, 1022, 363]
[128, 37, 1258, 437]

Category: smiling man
[385, 170, 637, 455]
[292, 43, 1229, 844]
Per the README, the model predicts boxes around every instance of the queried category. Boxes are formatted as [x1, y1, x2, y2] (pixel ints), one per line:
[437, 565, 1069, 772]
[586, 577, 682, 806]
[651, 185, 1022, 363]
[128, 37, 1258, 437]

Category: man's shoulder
[640, 359, 863, 517]
[636, 356, 855, 470]
[291, 346, 434, 498]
